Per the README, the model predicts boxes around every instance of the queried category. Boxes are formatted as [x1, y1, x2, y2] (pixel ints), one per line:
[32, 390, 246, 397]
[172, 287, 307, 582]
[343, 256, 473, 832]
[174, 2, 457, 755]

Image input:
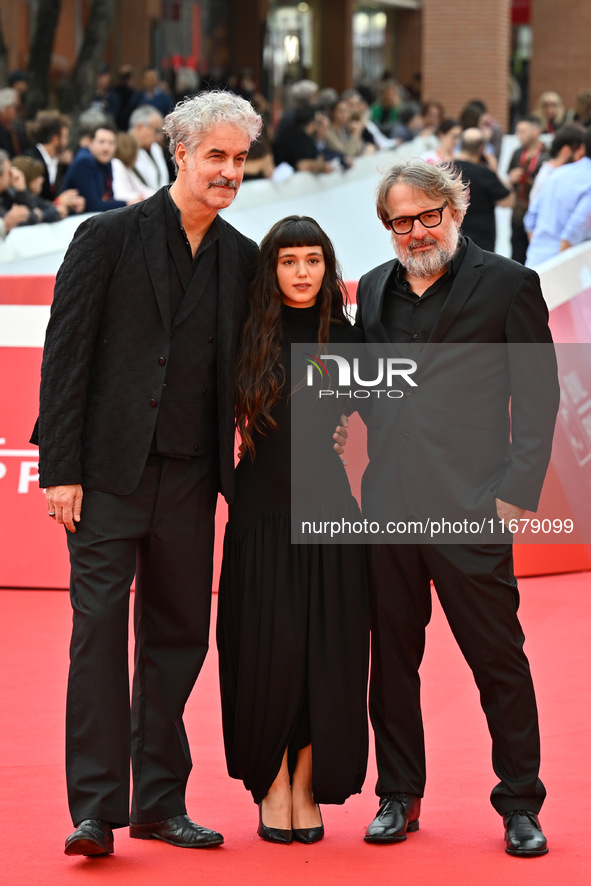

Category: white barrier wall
[0, 135, 514, 282]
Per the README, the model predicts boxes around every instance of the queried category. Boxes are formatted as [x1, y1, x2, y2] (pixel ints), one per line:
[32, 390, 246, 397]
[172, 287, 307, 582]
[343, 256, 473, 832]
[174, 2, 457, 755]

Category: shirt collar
[166, 186, 221, 250]
[36, 143, 59, 180]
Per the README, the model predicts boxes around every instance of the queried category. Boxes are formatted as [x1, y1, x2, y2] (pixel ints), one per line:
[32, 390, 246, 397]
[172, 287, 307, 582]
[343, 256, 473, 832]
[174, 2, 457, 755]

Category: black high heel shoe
[292, 805, 324, 844]
[257, 804, 293, 844]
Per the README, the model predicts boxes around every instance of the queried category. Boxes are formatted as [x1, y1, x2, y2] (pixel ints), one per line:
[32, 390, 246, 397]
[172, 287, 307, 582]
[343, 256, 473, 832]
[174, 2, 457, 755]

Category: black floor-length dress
[217, 303, 369, 805]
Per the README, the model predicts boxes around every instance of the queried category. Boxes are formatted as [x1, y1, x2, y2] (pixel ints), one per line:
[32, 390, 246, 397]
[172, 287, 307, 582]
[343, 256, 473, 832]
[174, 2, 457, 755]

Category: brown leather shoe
[364, 793, 421, 843]
[130, 814, 223, 848]
[64, 819, 114, 856]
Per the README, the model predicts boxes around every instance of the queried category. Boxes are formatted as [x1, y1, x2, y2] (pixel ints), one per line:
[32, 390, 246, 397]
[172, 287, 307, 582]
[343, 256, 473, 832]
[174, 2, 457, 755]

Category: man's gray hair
[0, 88, 18, 111]
[291, 80, 319, 103]
[316, 87, 339, 112]
[78, 107, 108, 139]
[162, 90, 262, 168]
[376, 158, 469, 225]
[129, 105, 163, 131]
[0, 148, 10, 165]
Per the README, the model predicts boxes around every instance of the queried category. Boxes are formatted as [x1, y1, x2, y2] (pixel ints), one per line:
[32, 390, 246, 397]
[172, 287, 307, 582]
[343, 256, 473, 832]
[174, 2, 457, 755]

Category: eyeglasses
[386, 201, 448, 235]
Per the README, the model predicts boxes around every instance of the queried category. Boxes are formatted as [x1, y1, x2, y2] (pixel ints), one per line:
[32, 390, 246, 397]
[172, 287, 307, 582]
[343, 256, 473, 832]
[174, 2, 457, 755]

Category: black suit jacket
[355, 239, 559, 523]
[33, 188, 258, 501]
[24, 145, 67, 202]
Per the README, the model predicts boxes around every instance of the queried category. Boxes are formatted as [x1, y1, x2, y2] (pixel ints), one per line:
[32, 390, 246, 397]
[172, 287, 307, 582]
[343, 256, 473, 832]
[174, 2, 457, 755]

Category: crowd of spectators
[525, 126, 591, 266]
[2, 64, 591, 267]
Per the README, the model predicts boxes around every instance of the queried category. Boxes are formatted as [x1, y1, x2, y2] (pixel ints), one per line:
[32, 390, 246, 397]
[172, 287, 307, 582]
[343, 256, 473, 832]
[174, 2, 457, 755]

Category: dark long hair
[236, 215, 349, 460]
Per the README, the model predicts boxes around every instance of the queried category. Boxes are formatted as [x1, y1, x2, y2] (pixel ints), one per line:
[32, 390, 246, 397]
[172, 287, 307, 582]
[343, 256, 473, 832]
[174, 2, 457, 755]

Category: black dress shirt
[150, 192, 220, 457]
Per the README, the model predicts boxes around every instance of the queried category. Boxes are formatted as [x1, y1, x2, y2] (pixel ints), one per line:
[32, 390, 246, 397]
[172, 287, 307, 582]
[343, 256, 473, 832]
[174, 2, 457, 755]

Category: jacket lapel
[139, 190, 172, 332]
[366, 263, 395, 342]
[427, 239, 484, 343]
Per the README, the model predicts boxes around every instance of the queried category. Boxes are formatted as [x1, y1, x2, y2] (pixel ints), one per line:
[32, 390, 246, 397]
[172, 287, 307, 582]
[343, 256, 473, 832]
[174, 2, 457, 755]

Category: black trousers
[368, 543, 546, 815]
[65, 454, 218, 828]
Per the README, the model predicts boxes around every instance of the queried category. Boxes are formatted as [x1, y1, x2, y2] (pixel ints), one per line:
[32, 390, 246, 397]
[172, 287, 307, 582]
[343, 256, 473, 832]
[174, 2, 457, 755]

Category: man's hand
[58, 148, 74, 165]
[349, 118, 364, 137]
[3, 204, 29, 231]
[508, 166, 523, 185]
[495, 497, 525, 529]
[9, 166, 27, 191]
[482, 151, 498, 172]
[46, 484, 83, 532]
[56, 189, 86, 214]
[333, 413, 349, 463]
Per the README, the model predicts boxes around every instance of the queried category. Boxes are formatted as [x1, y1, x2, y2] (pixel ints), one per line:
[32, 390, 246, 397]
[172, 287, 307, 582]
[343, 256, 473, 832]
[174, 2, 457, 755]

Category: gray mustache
[208, 178, 238, 189]
[409, 238, 437, 248]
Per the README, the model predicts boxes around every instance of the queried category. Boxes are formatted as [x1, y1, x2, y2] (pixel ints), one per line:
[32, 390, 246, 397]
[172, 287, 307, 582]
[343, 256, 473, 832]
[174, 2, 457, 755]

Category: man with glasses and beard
[354, 159, 559, 856]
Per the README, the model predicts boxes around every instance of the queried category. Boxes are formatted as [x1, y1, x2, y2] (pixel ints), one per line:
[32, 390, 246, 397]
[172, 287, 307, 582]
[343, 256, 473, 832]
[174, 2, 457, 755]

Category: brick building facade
[529, 0, 591, 111]
[422, 0, 511, 128]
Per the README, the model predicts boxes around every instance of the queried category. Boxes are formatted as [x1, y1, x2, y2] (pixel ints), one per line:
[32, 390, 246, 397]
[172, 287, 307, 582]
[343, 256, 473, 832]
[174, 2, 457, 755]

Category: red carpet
[1, 572, 589, 885]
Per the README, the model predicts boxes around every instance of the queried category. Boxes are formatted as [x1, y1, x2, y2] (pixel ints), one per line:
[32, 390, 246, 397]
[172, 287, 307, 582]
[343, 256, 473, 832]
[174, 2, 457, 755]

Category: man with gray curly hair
[356, 159, 558, 857]
[163, 89, 262, 166]
[32, 91, 262, 857]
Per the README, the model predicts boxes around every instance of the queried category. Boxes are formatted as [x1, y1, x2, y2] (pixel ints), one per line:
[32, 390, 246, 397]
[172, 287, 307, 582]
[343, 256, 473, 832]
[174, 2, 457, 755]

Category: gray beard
[393, 225, 460, 278]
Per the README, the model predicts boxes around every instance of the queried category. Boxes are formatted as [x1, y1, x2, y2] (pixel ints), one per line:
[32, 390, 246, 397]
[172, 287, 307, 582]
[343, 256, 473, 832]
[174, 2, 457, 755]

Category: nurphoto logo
[304, 353, 418, 399]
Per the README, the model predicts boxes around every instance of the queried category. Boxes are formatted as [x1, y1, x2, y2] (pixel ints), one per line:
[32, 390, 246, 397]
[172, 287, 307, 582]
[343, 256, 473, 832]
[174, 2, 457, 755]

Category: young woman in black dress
[217, 216, 369, 845]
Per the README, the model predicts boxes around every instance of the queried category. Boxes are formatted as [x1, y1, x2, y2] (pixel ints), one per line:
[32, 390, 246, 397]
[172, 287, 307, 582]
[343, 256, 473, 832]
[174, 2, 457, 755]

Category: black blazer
[355, 239, 560, 520]
[24, 145, 67, 201]
[33, 188, 258, 501]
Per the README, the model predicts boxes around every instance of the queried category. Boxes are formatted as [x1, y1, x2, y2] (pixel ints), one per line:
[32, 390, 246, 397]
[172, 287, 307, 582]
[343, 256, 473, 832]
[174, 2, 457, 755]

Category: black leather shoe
[64, 819, 114, 856]
[503, 810, 548, 857]
[130, 814, 223, 848]
[364, 793, 421, 843]
[257, 804, 293, 844]
[293, 806, 324, 844]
